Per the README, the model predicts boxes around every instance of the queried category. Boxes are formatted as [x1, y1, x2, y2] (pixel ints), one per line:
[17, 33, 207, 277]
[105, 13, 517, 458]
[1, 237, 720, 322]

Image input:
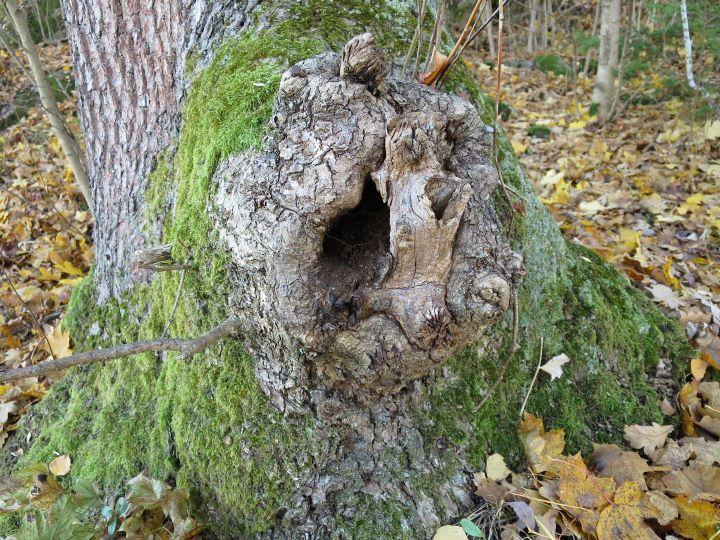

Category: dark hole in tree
[320, 178, 390, 291]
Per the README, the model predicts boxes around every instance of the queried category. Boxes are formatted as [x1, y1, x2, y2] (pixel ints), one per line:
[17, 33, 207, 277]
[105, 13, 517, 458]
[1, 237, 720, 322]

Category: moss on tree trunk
[1, 1, 694, 538]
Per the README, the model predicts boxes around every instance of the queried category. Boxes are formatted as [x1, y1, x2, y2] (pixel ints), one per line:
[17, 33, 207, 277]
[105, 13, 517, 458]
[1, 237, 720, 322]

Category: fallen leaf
[648, 283, 682, 310]
[691, 357, 709, 381]
[645, 490, 678, 526]
[662, 463, 720, 502]
[518, 413, 565, 475]
[44, 324, 72, 360]
[671, 495, 720, 540]
[419, 50, 450, 86]
[596, 482, 661, 540]
[556, 454, 616, 536]
[624, 423, 673, 455]
[433, 525, 468, 540]
[486, 453, 512, 481]
[48, 454, 71, 476]
[678, 437, 720, 465]
[589, 444, 651, 490]
[508, 501, 535, 531]
[539, 354, 570, 381]
[660, 397, 676, 416]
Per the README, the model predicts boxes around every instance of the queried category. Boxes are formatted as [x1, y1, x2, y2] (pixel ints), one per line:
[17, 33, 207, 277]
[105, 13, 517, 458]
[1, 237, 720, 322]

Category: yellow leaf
[54, 260, 84, 277]
[433, 526, 467, 540]
[486, 453, 512, 481]
[511, 140, 527, 154]
[519, 413, 566, 475]
[662, 258, 681, 289]
[678, 193, 704, 215]
[568, 120, 586, 130]
[44, 325, 73, 360]
[596, 482, 661, 540]
[48, 455, 71, 476]
[691, 358, 709, 381]
[619, 228, 641, 249]
[704, 119, 720, 141]
[671, 495, 720, 540]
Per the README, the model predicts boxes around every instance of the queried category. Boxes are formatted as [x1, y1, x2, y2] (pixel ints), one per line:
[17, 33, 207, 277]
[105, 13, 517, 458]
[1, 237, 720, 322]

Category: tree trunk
[483, 0, 496, 58]
[679, 0, 697, 90]
[592, 0, 621, 121]
[527, 0, 539, 52]
[6, 1, 691, 538]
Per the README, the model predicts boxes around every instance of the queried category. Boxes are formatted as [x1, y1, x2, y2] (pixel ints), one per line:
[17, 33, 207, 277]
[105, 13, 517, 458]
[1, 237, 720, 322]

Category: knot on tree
[214, 34, 523, 411]
[340, 33, 388, 89]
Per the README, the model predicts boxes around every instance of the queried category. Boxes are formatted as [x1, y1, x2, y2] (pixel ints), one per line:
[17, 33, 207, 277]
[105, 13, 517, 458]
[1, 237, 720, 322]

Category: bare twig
[0, 268, 55, 359]
[0, 317, 244, 382]
[466, 0, 511, 50]
[402, 0, 427, 78]
[492, 0, 505, 156]
[474, 293, 519, 412]
[423, 0, 446, 73]
[519, 336, 543, 417]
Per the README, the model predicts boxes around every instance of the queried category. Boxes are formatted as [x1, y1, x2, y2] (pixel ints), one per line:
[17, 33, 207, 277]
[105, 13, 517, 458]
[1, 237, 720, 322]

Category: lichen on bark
[1, 2, 696, 539]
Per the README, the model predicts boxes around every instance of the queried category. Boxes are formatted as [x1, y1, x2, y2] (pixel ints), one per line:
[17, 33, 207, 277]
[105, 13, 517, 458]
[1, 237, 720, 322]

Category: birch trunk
[679, 0, 697, 90]
[592, 0, 621, 121]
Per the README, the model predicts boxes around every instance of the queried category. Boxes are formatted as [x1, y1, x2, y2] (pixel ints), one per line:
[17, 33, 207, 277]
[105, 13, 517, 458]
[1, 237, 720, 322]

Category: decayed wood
[213, 34, 523, 412]
[0, 318, 243, 382]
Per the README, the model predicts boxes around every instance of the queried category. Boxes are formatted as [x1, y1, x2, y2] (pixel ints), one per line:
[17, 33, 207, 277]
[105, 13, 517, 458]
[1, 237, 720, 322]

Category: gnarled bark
[214, 34, 522, 413]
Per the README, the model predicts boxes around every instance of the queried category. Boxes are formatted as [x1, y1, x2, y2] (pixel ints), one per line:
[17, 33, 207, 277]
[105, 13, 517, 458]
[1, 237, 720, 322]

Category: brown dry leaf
[679, 437, 720, 465]
[650, 439, 692, 469]
[48, 454, 71, 476]
[679, 381, 702, 436]
[418, 50, 449, 86]
[589, 444, 651, 490]
[698, 415, 720, 437]
[473, 472, 512, 505]
[623, 423, 673, 455]
[662, 463, 720, 502]
[555, 454, 616, 536]
[660, 397, 676, 416]
[671, 495, 720, 540]
[518, 413, 565, 475]
[644, 491, 678, 526]
[596, 482, 661, 540]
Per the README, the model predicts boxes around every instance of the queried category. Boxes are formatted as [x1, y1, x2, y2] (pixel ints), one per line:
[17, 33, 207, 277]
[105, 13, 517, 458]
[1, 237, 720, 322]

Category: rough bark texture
[1, 2, 694, 539]
[60, 0, 257, 300]
[214, 35, 522, 412]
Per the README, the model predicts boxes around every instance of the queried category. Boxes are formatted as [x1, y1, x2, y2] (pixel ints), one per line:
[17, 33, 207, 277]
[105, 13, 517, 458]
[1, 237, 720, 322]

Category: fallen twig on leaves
[0, 317, 244, 382]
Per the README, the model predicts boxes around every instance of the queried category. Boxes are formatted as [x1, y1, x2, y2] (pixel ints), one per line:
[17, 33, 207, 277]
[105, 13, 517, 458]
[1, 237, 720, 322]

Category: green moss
[528, 123, 552, 139]
[535, 54, 571, 76]
[419, 127, 694, 469]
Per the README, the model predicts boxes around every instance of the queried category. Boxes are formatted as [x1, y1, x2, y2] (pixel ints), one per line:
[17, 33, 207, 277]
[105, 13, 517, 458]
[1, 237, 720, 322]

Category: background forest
[0, 0, 719, 538]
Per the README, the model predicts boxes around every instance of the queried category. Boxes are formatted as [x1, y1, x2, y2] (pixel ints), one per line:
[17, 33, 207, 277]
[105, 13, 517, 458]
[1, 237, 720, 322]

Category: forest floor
[1, 41, 719, 538]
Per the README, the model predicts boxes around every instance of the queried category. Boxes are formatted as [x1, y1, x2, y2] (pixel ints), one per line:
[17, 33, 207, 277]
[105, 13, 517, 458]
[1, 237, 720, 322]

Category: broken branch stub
[213, 33, 523, 412]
